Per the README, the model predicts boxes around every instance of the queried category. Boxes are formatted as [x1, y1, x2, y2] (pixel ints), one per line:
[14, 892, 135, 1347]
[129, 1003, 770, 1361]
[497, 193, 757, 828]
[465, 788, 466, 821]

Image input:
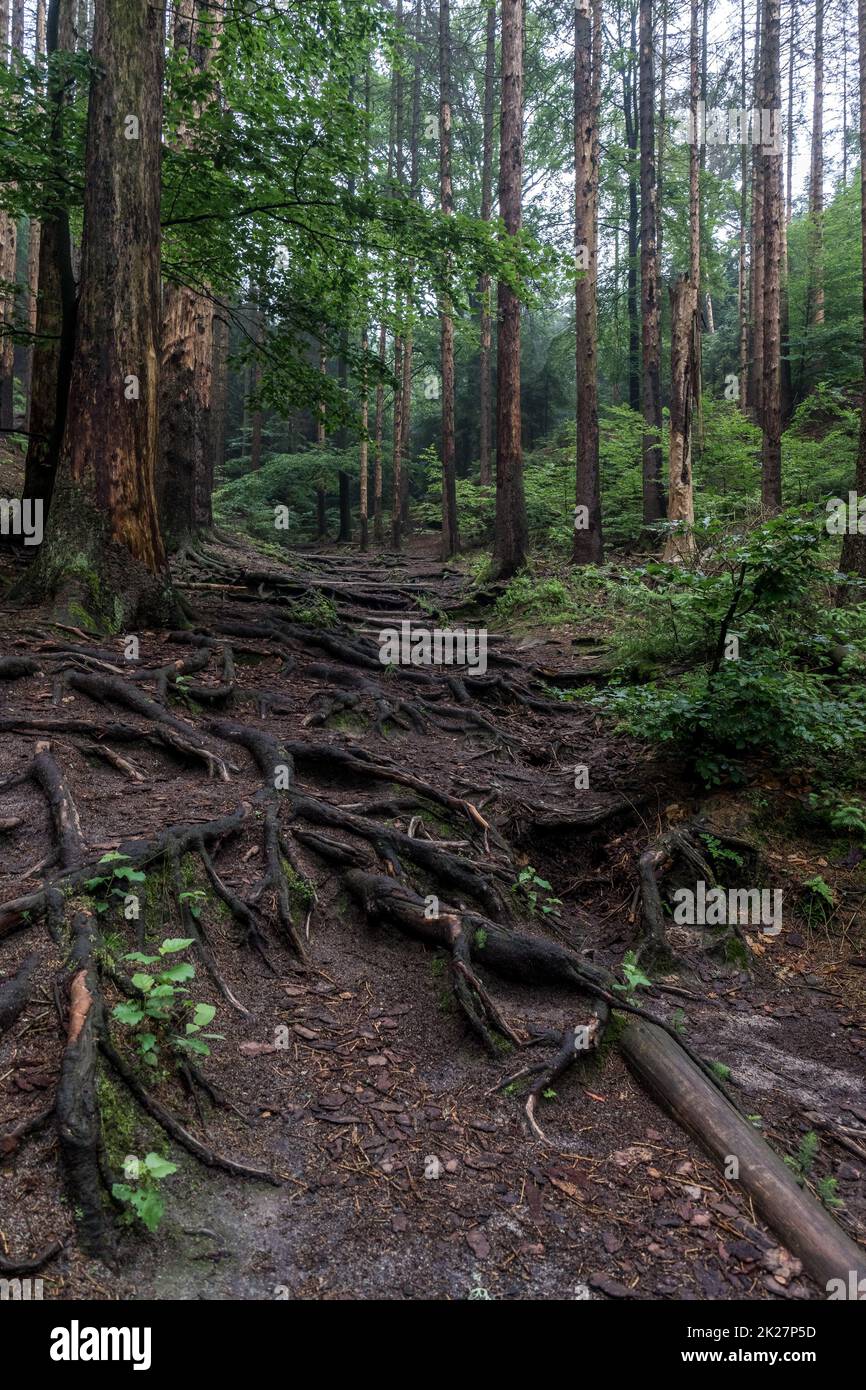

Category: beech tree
[573, 0, 602, 565]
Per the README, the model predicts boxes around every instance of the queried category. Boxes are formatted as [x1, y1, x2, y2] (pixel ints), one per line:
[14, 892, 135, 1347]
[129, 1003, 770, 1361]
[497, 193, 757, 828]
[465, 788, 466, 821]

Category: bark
[760, 0, 783, 512]
[748, 0, 764, 422]
[663, 0, 699, 562]
[157, 0, 222, 549]
[24, 0, 174, 629]
[338, 470, 351, 543]
[0, 0, 18, 428]
[492, 0, 528, 579]
[839, 0, 866, 578]
[399, 0, 422, 532]
[573, 0, 602, 564]
[807, 0, 825, 327]
[738, 0, 749, 411]
[478, 0, 496, 486]
[639, 0, 664, 525]
[622, 7, 640, 414]
[211, 299, 228, 483]
[21, 0, 46, 421]
[359, 329, 369, 552]
[373, 322, 385, 545]
[657, 0, 667, 267]
[21, 0, 76, 516]
[439, 0, 459, 559]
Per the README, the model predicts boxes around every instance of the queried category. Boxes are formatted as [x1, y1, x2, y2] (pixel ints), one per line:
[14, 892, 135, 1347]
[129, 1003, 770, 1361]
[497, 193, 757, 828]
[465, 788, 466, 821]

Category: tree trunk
[839, 0, 866, 578]
[478, 0, 496, 486]
[760, 0, 783, 513]
[25, 0, 174, 629]
[21, 0, 47, 423]
[338, 470, 351, 543]
[157, 0, 222, 549]
[492, 0, 528, 579]
[623, 14, 640, 415]
[440, 0, 459, 559]
[738, 0, 749, 412]
[663, 0, 699, 562]
[0, 0, 19, 429]
[748, 0, 764, 422]
[573, 0, 602, 564]
[807, 0, 825, 328]
[657, 0, 667, 267]
[373, 322, 385, 545]
[359, 328, 369, 552]
[639, 0, 664, 525]
[211, 299, 228, 484]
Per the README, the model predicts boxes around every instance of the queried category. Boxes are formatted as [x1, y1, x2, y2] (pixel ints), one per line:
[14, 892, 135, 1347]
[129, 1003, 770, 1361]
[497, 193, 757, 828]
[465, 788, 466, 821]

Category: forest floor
[0, 520, 864, 1301]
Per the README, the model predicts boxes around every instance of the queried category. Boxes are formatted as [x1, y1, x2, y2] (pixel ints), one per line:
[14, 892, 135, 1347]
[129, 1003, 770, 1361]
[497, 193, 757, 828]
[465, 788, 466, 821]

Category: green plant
[112, 938, 221, 1066]
[513, 866, 562, 917]
[112, 1151, 178, 1233]
[800, 875, 836, 929]
[709, 1061, 732, 1082]
[612, 950, 652, 1003]
[700, 833, 745, 871]
[83, 852, 146, 915]
[785, 1129, 820, 1181]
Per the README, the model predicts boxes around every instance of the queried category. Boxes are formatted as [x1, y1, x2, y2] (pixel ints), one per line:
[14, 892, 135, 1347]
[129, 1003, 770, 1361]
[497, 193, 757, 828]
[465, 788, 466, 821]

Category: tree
[24, 0, 174, 627]
[639, 0, 664, 525]
[478, 0, 496, 487]
[157, 0, 223, 550]
[0, 0, 18, 429]
[840, 0, 866, 579]
[760, 0, 783, 512]
[664, 0, 700, 562]
[21, 0, 76, 516]
[807, 0, 825, 328]
[573, 0, 602, 565]
[492, 0, 527, 579]
[440, 0, 459, 559]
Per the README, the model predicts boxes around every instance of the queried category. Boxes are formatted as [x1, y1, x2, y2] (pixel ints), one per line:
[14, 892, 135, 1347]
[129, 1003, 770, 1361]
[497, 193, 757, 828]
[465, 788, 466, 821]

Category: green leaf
[131, 1188, 165, 1234]
[131, 973, 154, 992]
[160, 963, 195, 983]
[191, 1002, 216, 1028]
[144, 1152, 178, 1179]
[159, 938, 195, 954]
[112, 1002, 144, 1026]
[174, 1036, 211, 1056]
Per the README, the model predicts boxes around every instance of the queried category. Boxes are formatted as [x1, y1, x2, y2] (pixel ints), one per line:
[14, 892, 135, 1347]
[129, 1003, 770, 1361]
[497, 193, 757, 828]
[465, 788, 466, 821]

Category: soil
[0, 527, 864, 1302]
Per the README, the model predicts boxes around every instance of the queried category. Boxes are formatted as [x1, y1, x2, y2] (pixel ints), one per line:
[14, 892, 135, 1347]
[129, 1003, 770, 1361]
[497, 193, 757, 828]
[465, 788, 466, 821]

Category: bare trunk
[492, 0, 528, 579]
[440, 0, 459, 559]
[839, 0, 866, 578]
[0, 0, 18, 428]
[478, 0, 496, 486]
[807, 0, 825, 327]
[359, 329, 369, 552]
[573, 0, 602, 564]
[760, 0, 783, 512]
[639, 0, 664, 525]
[664, 0, 699, 562]
[21, 0, 47, 423]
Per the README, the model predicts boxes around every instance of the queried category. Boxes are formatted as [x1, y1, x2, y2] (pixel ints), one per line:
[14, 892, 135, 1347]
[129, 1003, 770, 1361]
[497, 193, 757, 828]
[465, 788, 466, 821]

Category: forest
[0, 0, 865, 1320]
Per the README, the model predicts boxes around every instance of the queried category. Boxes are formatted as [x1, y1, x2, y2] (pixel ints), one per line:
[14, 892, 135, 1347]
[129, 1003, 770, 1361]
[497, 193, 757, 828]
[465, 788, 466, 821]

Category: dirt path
[0, 537, 863, 1300]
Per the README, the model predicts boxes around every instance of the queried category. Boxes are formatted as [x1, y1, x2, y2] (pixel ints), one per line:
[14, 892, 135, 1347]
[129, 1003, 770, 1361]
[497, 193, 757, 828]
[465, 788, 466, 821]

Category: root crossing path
[1, 537, 863, 1301]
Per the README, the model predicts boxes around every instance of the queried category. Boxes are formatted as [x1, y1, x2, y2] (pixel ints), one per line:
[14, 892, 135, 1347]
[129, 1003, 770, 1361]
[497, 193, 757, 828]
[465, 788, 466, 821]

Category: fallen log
[620, 1017, 866, 1292]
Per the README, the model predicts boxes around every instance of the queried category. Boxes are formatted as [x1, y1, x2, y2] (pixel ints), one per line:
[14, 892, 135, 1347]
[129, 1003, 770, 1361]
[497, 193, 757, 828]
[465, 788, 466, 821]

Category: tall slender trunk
[478, 0, 496, 486]
[373, 322, 385, 545]
[623, 7, 640, 413]
[211, 300, 228, 486]
[0, 0, 19, 428]
[157, 0, 222, 547]
[400, 0, 422, 532]
[840, 0, 866, 578]
[639, 0, 664, 524]
[760, 0, 783, 512]
[359, 327, 369, 552]
[807, 0, 825, 327]
[390, 0, 405, 551]
[749, 0, 764, 422]
[22, 0, 77, 516]
[22, 0, 46, 422]
[664, 0, 700, 562]
[316, 335, 326, 448]
[657, 0, 667, 267]
[440, 0, 459, 559]
[26, 0, 173, 627]
[738, 0, 750, 410]
[492, 0, 527, 578]
[574, 0, 602, 565]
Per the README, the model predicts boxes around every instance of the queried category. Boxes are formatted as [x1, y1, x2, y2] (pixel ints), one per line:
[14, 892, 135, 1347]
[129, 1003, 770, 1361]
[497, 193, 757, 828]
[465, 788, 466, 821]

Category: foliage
[112, 939, 221, 1066]
[112, 1152, 178, 1235]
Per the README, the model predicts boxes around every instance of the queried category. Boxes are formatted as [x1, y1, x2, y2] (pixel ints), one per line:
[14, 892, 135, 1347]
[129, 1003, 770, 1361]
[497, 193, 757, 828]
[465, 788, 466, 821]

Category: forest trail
[1, 536, 864, 1301]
